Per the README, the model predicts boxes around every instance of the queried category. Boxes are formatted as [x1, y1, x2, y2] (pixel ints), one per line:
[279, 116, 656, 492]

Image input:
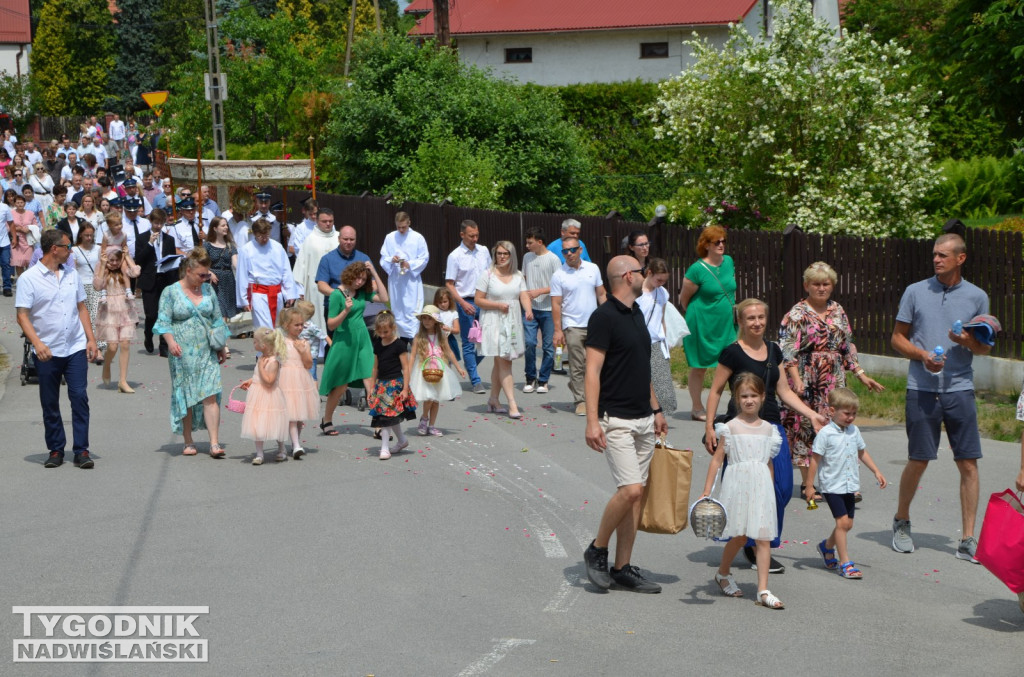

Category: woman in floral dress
[779, 262, 884, 497]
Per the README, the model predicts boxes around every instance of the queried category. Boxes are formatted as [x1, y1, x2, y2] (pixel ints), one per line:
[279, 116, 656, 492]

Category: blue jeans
[35, 349, 90, 456]
[457, 296, 484, 385]
[0, 245, 12, 291]
[523, 309, 554, 383]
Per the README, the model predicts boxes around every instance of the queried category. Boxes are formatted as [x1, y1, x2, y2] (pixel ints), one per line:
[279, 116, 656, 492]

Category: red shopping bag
[975, 489, 1024, 594]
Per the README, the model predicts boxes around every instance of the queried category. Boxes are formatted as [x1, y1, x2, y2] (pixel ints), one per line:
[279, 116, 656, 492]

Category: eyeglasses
[495, 251, 510, 257]
[633, 242, 650, 248]
[562, 246, 581, 255]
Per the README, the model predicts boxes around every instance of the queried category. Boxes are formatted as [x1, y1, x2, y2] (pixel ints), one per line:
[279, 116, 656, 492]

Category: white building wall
[0, 45, 30, 78]
[456, 27, 732, 86]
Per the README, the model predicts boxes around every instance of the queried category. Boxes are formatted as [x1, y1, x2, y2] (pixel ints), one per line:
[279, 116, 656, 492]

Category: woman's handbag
[191, 292, 229, 351]
[664, 302, 690, 347]
[975, 489, 1024, 594]
[467, 320, 483, 345]
[638, 439, 694, 534]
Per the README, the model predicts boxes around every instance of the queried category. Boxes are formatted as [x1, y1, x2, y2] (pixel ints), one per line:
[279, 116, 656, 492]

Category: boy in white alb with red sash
[236, 218, 299, 329]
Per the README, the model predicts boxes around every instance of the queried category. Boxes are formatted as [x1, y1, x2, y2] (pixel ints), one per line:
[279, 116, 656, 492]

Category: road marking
[543, 573, 581, 613]
[456, 638, 536, 676]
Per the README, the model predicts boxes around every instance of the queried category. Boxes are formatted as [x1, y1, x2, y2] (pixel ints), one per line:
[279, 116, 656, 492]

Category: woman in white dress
[474, 241, 533, 419]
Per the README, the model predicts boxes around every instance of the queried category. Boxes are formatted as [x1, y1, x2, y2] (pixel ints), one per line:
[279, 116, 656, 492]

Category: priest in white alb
[292, 208, 339, 334]
[235, 217, 299, 329]
[379, 211, 429, 339]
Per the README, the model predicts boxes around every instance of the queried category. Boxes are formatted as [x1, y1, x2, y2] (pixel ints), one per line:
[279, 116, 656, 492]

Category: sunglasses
[14, 174, 22, 178]
[55, 244, 73, 251]
[198, 273, 212, 280]
[622, 266, 647, 278]
[561, 246, 581, 255]
[713, 239, 726, 246]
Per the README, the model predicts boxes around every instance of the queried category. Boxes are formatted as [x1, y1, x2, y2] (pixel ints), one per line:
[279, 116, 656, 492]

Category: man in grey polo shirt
[890, 233, 990, 561]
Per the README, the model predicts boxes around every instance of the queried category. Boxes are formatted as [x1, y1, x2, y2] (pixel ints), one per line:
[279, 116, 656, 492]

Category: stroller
[20, 334, 38, 386]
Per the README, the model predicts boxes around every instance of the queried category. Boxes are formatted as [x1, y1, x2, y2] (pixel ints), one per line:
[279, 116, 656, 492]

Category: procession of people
[4, 121, 1022, 613]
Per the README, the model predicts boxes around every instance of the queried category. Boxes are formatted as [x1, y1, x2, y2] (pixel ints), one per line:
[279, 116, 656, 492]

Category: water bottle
[554, 345, 563, 371]
[928, 346, 945, 374]
[952, 320, 962, 336]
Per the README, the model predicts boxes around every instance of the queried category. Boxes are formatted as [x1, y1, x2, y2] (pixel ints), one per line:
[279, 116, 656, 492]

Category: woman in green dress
[153, 248, 229, 457]
[318, 261, 388, 435]
[679, 225, 736, 421]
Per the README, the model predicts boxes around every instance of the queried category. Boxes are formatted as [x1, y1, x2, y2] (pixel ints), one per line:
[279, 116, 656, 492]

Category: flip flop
[182, 444, 198, 456]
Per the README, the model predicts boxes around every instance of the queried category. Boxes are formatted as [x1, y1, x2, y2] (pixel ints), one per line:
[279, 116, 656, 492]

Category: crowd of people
[4, 121, 1024, 610]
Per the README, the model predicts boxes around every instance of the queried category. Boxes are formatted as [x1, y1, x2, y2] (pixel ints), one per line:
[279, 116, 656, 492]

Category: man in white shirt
[224, 208, 250, 247]
[2, 129, 16, 159]
[250, 191, 282, 244]
[109, 113, 126, 151]
[287, 198, 317, 258]
[170, 196, 207, 253]
[120, 179, 153, 215]
[551, 235, 607, 416]
[236, 217, 299, 329]
[292, 208, 342, 335]
[380, 211, 429, 340]
[90, 137, 108, 168]
[445, 219, 491, 393]
[24, 141, 43, 168]
[16, 229, 100, 469]
[521, 226, 561, 394]
[0, 197, 13, 295]
[60, 153, 80, 184]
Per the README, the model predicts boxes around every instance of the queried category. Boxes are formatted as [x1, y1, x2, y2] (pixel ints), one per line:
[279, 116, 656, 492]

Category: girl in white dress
[409, 305, 467, 436]
[474, 241, 533, 419]
[698, 372, 785, 610]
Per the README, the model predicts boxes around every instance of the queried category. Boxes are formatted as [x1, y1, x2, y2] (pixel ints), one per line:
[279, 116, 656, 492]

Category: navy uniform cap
[123, 197, 142, 211]
[109, 197, 124, 208]
[254, 191, 272, 201]
[121, 178, 137, 187]
[178, 197, 197, 210]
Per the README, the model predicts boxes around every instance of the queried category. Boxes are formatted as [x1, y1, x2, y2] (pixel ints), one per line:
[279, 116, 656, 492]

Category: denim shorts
[905, 389, 982, 461]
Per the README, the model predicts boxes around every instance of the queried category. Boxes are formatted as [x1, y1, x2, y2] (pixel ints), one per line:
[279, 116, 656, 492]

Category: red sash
[249, 283, 282, 326]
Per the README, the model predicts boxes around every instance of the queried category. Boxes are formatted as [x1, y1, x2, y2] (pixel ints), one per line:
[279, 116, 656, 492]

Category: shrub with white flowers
[650, 0, 939, 237]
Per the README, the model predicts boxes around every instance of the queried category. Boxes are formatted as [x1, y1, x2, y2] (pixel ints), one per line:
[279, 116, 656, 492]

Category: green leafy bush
[926, 156, 1024, 219]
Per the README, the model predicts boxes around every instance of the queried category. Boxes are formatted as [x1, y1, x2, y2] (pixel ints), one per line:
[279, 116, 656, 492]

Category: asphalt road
[0, 304, 1021, 676]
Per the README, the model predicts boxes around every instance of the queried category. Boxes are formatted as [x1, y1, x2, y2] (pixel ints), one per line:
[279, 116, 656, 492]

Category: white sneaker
[575, 403, 587, 416]
[536, 382, 548, 393]
[523, 381, 536, 393]
[379, 448, 391, 460]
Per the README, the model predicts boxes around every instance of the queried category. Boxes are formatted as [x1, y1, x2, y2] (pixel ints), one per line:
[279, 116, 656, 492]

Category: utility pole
[203, 0, 226, 161]
[434, 0, 450, 47]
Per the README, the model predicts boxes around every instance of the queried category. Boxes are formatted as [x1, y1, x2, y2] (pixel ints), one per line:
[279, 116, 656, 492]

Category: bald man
[582, 255, 668, 594]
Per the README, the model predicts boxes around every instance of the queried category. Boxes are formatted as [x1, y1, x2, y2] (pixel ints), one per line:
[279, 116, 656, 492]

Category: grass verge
[670, 348, 1022, 442]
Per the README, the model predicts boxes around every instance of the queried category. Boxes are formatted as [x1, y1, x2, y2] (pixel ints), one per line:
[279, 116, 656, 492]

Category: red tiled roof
[406, 0, 760, 36]
[0, 0, 31, 45]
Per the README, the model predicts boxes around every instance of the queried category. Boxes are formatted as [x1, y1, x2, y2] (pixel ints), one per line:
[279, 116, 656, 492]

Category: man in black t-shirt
[582, 256, 668, 594]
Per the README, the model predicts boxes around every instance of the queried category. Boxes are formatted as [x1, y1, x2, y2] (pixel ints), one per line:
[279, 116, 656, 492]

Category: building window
[505, 47, 532, 64]
[640, 42, 669, 59]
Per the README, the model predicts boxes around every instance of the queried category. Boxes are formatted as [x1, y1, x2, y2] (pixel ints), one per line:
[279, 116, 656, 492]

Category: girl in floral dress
[368, 311, 417, 460]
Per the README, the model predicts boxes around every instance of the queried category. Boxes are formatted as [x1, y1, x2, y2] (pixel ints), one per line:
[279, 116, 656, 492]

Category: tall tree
[107, 0, 160, 114]
[29, 0, 115, 115]
[152, 0, 205, 88]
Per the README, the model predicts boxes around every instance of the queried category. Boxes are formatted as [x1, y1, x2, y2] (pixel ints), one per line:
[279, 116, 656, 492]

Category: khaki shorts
[601, 414, 656, 487]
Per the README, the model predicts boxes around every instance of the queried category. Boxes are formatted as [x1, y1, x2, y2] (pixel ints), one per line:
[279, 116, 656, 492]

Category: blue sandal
[817, 540, 838, 570]
[839, 561, 863, 579]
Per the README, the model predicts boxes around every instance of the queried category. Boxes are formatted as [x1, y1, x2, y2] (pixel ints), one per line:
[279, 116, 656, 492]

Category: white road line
[543, 574, 581, 613]
[456, 638, 536, 676]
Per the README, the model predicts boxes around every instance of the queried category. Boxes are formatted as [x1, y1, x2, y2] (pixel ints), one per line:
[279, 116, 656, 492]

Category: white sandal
[715, 572, 743, 597]
[756, 589, 784, 610]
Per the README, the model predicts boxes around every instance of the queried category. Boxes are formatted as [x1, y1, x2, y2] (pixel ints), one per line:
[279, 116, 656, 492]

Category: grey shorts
[905, 389, 982, 461]
[600, 414, 656, 487]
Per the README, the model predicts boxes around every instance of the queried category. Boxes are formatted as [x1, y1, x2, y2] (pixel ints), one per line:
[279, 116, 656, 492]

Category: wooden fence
[264, 190, 1023, 359]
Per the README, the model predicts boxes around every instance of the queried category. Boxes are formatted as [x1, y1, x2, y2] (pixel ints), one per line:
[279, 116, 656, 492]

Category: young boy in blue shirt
[805, 388, 888, 579]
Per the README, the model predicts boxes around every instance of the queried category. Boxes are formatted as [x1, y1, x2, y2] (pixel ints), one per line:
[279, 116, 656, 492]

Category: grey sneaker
[956, 536, 980, 563]
[472, 383, 487, 394]
[583, 540, 612, 589]
[892, 517, 915, 553]
[610, 564, 662, 594]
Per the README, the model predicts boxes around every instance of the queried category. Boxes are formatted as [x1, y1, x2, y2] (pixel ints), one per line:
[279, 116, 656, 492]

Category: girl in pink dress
[240, 328, 291, 465]
[9, 194, 39, 273]
[93, 245, 141, 393]
[277, 307, 321, 459]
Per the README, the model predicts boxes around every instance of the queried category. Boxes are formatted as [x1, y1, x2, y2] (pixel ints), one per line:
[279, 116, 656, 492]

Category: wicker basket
[421, 357, 444, 384]
[226, 385, 246, 414]
[688, 497, 728, 540]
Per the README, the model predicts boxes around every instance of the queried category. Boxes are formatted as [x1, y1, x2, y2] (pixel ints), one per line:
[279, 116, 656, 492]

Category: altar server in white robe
[235, 217, 299, 329]
[291, 207, 339, 335]
[379, 211, 429, 339]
